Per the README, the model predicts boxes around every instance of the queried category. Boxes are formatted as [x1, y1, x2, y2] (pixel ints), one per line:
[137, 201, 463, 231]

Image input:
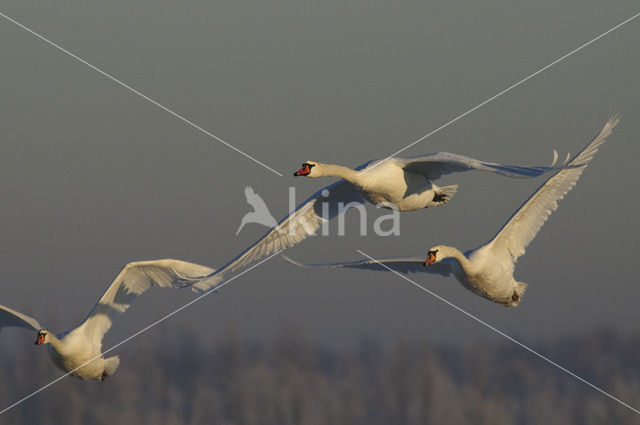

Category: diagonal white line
[0, 250, 283, 416]
[360, 11, 640, 175]
[356, 249, 640, 415]
[0, 11, 283, 177]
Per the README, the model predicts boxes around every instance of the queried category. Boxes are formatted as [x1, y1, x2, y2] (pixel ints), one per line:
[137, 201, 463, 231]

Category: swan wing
[0, 304, 42, 332]
[79, 259, 216, 347]
[487, 116, 618, 262]
[398, 151, 559, 181]
[200, 180, 365, 286]
[281, 254, 452, 276]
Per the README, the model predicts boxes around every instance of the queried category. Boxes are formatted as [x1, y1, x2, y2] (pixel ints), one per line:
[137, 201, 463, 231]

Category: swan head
[35, 329, 50, 345]
[293, 161, 320, 177]
[424, 246, 443, 266]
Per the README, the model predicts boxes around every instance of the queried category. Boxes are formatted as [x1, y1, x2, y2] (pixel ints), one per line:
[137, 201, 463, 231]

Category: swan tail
[509, 282, 528, 307]
[102, 356, 120, 380]
[431, 185, 458, 206]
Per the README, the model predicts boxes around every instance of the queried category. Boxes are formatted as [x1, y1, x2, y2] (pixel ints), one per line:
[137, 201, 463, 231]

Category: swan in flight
[293, 150, 565, 211]
[194, 148, 563, 290]
[282, 117, 618, 307]
[0, 259, 215, 380]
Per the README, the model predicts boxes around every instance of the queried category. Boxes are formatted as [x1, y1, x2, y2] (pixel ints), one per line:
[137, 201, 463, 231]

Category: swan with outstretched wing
[0, 259, 216, 380]
[283, 117, 618, 307]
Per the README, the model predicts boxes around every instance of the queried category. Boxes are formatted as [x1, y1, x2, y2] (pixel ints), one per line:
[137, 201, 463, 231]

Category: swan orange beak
[294, 164, 311, 177]
[35, 334, 45, 345]
[424, 251, 437, 266]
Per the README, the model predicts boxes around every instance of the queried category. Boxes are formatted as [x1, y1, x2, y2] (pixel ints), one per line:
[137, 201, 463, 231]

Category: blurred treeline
[1, 326, 640, 425]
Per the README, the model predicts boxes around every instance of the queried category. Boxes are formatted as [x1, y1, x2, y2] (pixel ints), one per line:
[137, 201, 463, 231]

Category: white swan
[282, 117, 619, 307]
[293, 151, 563, 211]
[0, 259, 215, 380]
[195, 149, 562, 289]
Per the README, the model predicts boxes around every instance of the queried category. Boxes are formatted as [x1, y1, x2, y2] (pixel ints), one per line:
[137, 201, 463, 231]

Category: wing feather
[487, 116, 618, 262]
[80, 259, 215, 347]
[197, 180, 365, 288]
[398, 151, 559, 181]
[0, 304, 42, 332]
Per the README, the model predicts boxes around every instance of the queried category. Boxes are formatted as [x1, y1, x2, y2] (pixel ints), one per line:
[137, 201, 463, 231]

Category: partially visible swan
[0, 259, 215, 380]
[282, 117, 618, 307]
[195, 149, 563, 289]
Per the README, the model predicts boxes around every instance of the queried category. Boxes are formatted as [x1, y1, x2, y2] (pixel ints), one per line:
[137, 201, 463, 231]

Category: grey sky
[0, 0, 639, 354]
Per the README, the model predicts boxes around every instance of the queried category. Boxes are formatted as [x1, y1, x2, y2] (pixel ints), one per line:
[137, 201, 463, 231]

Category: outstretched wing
[79, 259, 216, 347]
[0, 304, 42, 333]
[0, 304, 42, 331]
[397, 150, 561, 181]
[281, 254, 452, 277]
[196, 180, 365, 290]
[487, 116, 618, 262]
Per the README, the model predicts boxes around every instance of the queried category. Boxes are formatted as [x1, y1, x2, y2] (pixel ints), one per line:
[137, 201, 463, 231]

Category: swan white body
[0, 259, 215, 380]
[194, 151, 560, 290]
[283, 117, 618, 307]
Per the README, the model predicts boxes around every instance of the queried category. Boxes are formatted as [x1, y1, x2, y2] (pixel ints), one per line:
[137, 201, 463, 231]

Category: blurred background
[0, 0, 639, 423]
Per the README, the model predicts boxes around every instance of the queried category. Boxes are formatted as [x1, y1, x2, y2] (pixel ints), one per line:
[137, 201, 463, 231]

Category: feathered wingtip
[596, 113, 621, 145]
[281, 254, 309, 268]
[549, 150, 571, 167]
[608, 111, 621, 127]
[567, 114, 620, 167]
[546, 115, 620, 171]
[546, 114, 619, 170]
[602, 113, 621, 137]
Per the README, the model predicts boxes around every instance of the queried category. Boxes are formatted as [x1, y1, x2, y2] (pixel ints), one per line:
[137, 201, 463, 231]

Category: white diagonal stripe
[356, 249, 640, 415]
[0, 11, 283, 177]
[0, 250, 283, 416]
[360, 11, 640, 175]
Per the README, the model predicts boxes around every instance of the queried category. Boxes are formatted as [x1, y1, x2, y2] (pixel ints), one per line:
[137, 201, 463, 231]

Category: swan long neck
[439, 246, 470, 270]
[318, 164, 360, 183]
[47, 334, 64, 353]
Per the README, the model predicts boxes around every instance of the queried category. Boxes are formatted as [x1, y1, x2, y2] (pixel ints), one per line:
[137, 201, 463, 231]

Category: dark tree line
[1, 326, 639, 425]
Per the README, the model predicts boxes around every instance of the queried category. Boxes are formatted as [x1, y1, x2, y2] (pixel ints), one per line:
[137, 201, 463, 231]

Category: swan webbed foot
[432, 193, 447, 203]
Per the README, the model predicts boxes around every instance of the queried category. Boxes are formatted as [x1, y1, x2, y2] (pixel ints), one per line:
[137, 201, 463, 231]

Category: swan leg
[511, 291, 520, 303]
[432, 193, 447, 203]
[430, 185, 458, 206]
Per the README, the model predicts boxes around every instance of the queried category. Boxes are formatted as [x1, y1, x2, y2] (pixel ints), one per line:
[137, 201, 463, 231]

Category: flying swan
[195, 147, 564, 289]
[0, 259, 215, 380]
[292, 150, 566, 211]
[282, 117, 618, 307]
